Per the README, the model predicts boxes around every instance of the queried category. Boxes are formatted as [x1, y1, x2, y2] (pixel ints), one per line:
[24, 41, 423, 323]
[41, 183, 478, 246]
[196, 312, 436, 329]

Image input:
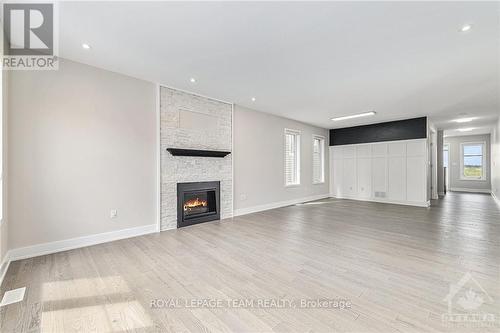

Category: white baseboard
[0, 254, 11, 289]
[233, 194, 330, 217]
[7, 224, 157, 263]
[492, 192, 500, 205]
[330, 194, 430, 208]
[450, 187, 491, 194]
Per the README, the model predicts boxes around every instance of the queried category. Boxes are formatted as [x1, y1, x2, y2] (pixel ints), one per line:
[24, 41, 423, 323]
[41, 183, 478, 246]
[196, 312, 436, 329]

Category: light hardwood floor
[1, 192, 499, 332]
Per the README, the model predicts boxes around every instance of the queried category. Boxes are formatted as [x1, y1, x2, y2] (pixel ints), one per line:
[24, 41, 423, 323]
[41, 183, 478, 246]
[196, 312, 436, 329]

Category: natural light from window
[285, 129, 300, 186]
[461, 142, 486, 180]
[312, 135, 325, 184]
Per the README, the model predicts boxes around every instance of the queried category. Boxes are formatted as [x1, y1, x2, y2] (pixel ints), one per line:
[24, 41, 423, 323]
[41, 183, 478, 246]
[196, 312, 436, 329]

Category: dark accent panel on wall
[330, 117, 427, 146]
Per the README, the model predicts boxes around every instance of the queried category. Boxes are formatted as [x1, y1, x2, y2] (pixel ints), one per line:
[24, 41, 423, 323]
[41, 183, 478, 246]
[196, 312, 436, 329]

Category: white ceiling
[59, 1, 499, 131]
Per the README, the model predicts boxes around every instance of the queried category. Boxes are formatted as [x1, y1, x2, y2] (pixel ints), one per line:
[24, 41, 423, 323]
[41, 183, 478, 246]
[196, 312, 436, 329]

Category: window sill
[459, 177, 487, 182]
[285, 184, 301, 188]
[313, 181, 325, 185]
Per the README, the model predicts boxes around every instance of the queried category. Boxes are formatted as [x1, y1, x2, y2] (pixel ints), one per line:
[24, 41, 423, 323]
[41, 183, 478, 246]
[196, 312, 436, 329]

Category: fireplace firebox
[177, 181, 220, 228]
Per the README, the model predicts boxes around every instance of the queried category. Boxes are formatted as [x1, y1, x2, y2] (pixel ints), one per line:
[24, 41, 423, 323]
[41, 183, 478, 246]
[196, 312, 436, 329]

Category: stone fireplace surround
[160, 86, 233, 230]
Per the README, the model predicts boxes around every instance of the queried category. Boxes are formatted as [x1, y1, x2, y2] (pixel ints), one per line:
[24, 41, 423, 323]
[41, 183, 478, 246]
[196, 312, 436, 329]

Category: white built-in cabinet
[330, 139, 428, 207]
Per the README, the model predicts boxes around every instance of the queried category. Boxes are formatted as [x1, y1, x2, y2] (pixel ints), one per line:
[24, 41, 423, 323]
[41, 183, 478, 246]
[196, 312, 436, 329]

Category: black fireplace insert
[177, 181, 220, 228]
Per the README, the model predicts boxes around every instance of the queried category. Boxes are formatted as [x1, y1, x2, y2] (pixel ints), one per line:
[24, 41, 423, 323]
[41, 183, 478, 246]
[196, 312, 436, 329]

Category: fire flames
[184, 198, 208, 211]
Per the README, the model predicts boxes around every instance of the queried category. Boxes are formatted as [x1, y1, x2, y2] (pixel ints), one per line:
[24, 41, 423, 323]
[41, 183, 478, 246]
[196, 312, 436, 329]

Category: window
[460, 142, 486, 180]
[312, 135, 325, 184]
[284, 129, 300, 186]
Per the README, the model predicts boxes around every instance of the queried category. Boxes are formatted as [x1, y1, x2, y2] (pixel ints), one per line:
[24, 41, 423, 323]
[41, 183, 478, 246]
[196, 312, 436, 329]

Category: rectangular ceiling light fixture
[331, 111, 376, 122]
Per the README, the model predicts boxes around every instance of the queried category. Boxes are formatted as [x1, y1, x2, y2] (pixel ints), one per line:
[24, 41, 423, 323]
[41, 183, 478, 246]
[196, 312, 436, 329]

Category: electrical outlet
[240, 194, 247, 201]
[110, 209, 118, 219]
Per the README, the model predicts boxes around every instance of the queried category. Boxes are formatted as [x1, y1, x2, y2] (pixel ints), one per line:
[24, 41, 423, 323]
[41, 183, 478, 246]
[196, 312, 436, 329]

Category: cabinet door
[357, 158, 372, 198]
[407, 140, 426, 156]
[332, 146, 343, 160]
[331, 158, 343, 197]
[342, 158, 357, 197]
[407, 156, 426, 203]
[356, 144, 372, 158]
[372, 157, 387, 199]
[372, 143, 387, 157]
[388, 156, 406, 201]
[343, 146, 356, 159]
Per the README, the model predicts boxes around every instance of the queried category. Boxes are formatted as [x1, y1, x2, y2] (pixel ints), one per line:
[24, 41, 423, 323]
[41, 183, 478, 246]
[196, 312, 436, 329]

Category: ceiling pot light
[457, 127, 474, 132]
[251, 97, 256, 102]
[454, 117, 476, 123]
[460, 24, 472, 32]
[331, 111, 376, 122]
[190, 78, 196, 83]
[82, 43, 91, 49]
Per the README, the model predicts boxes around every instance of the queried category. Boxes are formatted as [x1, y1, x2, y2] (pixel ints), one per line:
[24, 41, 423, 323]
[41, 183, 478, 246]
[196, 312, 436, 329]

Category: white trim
[330, 194, 430, 208]
[0, 254, 11, 288]
[156, 83, 161, 232]
[158, 83, 232, 105]
[233, 194, 330, 217]
[459, 141, 487, 181]
[450, 187, 491, 194]
[492, 192, 500, 205]
[7, 224, 157, 263]
[438, 192, 445, 196]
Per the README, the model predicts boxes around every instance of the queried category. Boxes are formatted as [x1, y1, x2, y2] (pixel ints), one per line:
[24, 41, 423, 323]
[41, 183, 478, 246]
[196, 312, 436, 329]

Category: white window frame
[312, 134, 325, 184]
[460, 141, 487, 181]
[284, 128, 301, 187]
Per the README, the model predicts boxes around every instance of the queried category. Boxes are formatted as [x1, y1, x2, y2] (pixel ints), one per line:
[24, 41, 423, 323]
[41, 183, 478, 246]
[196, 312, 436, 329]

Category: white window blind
[313, 136, 325, 184]
[285, 129, 300, 186]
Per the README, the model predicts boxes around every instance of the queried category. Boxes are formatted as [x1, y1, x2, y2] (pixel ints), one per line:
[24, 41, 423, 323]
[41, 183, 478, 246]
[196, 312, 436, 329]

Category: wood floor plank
[1, 192, 499, 332]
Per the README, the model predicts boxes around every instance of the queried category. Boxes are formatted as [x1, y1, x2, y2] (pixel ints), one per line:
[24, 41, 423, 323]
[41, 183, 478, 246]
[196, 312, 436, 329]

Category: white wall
[444, 134, 491, 193]
[8, 59, 157, 250]
[492, 119, 500, 200]
[330, 139, 429, 207]
[0, 61, 8, 275]
[233, 106, 330, 215]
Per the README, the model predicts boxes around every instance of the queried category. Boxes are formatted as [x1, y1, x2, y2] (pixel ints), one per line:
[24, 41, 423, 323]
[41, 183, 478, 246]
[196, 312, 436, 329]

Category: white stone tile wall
[160, 87, 233, 230]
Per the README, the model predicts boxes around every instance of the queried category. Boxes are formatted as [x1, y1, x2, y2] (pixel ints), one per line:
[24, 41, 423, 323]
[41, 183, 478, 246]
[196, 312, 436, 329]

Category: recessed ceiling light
[251, 97, 256, 102]
[454, 117, 476, 123]
[82, 43, 91, 49]
[460, 24, 472, 32]
[190, 78, 196, 83]
[331, 111, 376, 122]
[457, 127, 474, 132]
